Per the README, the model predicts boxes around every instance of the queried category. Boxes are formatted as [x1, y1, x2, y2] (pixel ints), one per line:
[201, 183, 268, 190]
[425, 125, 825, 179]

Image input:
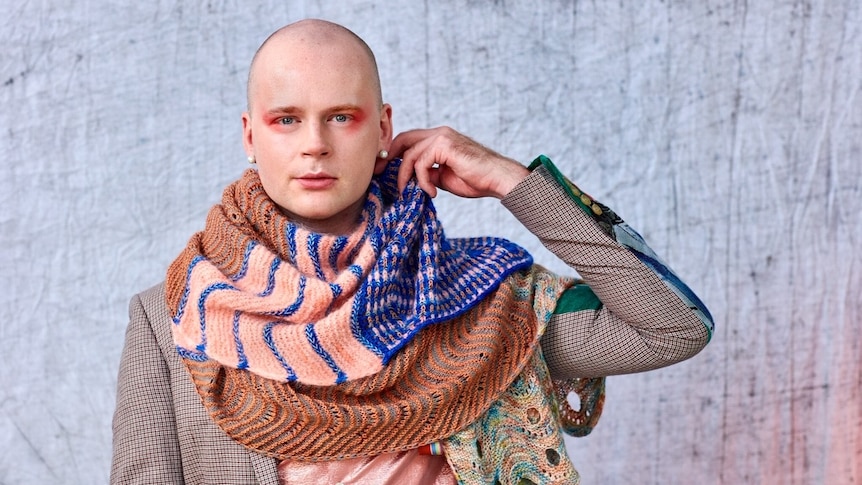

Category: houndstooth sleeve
[502, 156, 713, 379]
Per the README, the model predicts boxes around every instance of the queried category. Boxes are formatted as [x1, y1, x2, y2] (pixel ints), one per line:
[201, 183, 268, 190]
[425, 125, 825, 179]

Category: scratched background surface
[2, 1, 860, 483]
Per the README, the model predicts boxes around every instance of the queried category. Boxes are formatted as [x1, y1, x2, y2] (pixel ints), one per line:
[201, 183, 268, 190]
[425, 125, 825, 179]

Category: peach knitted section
[172, 242, 382, 384]
[236, 313, 293, 379]
[310, 304, 384, 379]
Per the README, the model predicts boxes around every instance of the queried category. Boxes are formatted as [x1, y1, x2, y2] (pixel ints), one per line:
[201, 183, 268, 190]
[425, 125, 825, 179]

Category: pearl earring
[378, 150, 389, 159]
[247, 156, 256, 165]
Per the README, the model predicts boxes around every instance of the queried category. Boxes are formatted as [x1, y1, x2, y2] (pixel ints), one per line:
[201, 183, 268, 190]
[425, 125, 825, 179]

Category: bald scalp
[246, 19, 383, 113]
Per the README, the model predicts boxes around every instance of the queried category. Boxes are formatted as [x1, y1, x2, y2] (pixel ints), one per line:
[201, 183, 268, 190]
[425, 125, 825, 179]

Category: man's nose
[301, 122, 330, 157]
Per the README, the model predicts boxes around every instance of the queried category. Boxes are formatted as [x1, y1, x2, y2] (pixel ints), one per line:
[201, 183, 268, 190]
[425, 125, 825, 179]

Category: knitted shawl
[165, 161, 550, 460]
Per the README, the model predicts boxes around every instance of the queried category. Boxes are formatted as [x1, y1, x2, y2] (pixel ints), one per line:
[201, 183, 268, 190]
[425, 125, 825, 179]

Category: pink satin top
[278, 448, 457, 484]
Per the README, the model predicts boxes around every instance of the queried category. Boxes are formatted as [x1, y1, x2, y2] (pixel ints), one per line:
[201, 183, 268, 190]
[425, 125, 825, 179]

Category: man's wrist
[492, 160, 531, 198]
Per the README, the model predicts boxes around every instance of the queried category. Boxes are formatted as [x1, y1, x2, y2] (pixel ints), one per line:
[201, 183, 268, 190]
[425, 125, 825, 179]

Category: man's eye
[333, 114, 349, 123]
[279, 117, 295, 125]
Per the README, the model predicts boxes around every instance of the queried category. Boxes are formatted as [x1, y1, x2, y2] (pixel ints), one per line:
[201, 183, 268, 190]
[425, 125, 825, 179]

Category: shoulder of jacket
[129, 281, 174, 346]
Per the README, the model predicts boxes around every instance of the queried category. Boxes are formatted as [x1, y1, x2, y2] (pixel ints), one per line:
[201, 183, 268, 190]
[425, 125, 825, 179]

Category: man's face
[242, 36, 392, 235]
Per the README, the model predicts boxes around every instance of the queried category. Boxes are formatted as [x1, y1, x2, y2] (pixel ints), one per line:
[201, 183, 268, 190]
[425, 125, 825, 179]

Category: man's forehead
[256, 55, 371, 89]
[252, 63, 376, 111]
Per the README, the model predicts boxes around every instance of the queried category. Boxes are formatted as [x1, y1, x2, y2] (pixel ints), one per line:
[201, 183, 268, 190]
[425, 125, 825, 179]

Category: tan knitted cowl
[164, 164, 556, 461]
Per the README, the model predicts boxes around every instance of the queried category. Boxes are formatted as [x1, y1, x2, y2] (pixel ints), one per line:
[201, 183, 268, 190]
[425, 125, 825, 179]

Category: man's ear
[241, 112, 254, 157]
[373, 104, 394, 175]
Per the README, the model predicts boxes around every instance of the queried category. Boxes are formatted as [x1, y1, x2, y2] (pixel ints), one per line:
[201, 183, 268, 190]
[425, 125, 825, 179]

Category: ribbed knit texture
[163, 161, 557, 461]
[166, 160, 533, 386]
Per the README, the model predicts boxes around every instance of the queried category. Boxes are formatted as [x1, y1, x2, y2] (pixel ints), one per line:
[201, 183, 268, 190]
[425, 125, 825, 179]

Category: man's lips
[296, 173, 337, 189]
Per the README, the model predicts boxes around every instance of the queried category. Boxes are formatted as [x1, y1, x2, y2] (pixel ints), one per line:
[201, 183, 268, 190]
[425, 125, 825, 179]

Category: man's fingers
[396, 150, 416, 194]
[412, 149, 439, 197]
[389, 129, 431, 158]
[397, 141, 440, 197]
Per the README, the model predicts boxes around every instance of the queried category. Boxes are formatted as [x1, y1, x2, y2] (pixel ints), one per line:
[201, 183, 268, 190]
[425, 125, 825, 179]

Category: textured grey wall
[2, 1, 860, 483]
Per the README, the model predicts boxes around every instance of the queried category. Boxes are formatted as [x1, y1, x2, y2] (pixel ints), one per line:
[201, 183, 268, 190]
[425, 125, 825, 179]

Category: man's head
[242, 19, 393, 235]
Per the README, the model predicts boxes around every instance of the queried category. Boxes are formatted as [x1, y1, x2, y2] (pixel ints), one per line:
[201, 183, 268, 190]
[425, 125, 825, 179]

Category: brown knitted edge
[182, 271, 541, 461]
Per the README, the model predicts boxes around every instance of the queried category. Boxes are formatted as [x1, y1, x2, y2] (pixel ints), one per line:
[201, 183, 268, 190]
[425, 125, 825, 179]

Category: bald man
[111, 19, 712, 484]
[240, 20, 528, 235]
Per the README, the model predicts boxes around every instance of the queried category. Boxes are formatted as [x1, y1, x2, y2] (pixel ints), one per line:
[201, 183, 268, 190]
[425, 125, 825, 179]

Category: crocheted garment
[164, 161, 561, 460]
[443, 268, 590, 484]
[444, 348, 579, 484]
